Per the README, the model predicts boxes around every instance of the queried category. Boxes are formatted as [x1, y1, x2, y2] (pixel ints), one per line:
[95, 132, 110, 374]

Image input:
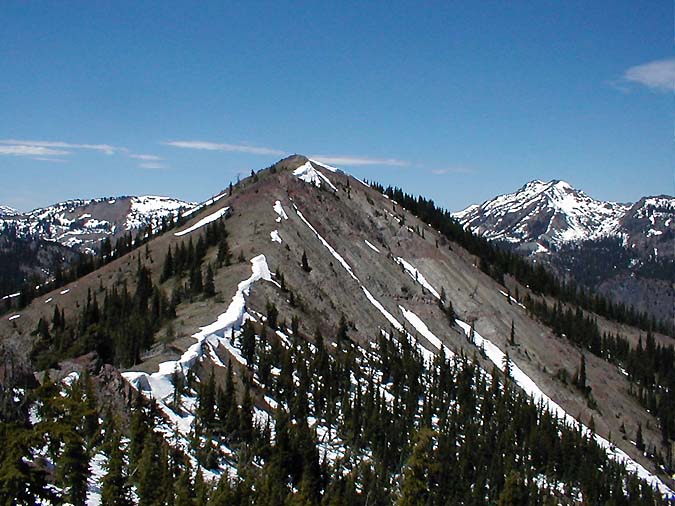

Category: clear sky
[1, 1, 672, 212]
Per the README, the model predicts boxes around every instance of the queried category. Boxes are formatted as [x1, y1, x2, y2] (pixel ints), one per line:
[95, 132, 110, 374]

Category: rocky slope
[1, 158, 672, 501]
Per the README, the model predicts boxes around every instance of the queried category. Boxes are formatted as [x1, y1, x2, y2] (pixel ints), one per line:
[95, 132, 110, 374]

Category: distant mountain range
[452, 180, 674, 319]
[0, 195, 197, 254]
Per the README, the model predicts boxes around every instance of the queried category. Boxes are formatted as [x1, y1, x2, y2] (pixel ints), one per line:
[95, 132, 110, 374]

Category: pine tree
[509, 320, 515, 346]
[161, 247, 174, 282]
[0, 423, 52, 505]
[240, 320, 256, 367]
[636, 423, 645, 452]
[239, 381, 254, 444]
[137, 433, 163, 506]
[204, 265, 216, 297]
[301, 251, 311, 273]
[397, 429, 433, 506]
[498, 471, 528, 506]
[57, 433, 89, 506]
[101, 434, 131, 506]
[576, 353, 587, 395]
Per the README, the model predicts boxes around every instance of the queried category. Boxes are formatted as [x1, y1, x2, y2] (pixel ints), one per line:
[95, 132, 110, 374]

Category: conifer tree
[57, 433, 89, 506]
[101, 433, 131, 506]
[204, 264, 216, 297]
[398, 429, 433, 506]
[636, 423, 645, 452]
[137, 433, 163, 506]
[239, 381, 254, 444]
[240, 320, 256, 366]
[301, 250, 311, 272]
[161, 247, 174, 282]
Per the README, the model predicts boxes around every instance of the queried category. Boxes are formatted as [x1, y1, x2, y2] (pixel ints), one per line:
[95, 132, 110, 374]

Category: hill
[1, 157, 673, 504]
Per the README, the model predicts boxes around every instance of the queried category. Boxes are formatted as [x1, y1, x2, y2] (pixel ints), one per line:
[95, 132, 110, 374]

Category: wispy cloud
[310, 155, 408, 167]
[32, 157, 67, 163]
[138, 162, 166, 169]
[0, 139, 123, 155]
[129, 153, 162, 161]
[0, 145, 70, 156]
[621, 58, 675, 92]
[430, 166, 476, 175]
[164, 140, 285, 156]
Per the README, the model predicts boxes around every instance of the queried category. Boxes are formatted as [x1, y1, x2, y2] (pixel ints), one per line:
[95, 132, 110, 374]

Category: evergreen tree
[57, 433, 89, 506]
[204, 264, 216, 297]
[636, 423, 645, 452]
[161, 247, 174, 283]
[397, 429, 434, 506]
[101, 434, 131, 506]
[137, 433, 164, 506]
[498, 471, 528, 506]
[301, 251, 311, 273]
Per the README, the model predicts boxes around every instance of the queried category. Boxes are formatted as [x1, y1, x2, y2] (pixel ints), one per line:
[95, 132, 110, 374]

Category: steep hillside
[1, 157, 673, 504]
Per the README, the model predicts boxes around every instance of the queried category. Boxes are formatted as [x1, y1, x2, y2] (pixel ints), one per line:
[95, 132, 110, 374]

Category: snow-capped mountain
[452, 180, 673, 255]
[620, 196, 674, 255]
[0, 205, 19, 217]
[0, 195, 197, 253]
[453, 181, 674, 321]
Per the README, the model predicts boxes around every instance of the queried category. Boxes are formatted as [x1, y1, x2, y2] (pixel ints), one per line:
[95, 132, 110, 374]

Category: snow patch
[273, 200, 288, 222]
[293, 161, 338, 192]
[123, 254, 272, 434]
[364, 240, 380, 253]
[270, 230, 282, 243]
[395, 257, 441, 299]
[174, 207, 230, 237]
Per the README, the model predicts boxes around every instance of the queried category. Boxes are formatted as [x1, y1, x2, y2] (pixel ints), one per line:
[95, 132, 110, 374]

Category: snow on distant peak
[0, 205, 19, 216]
[452, 179, 630, 248]
[126, 195, 197, 230]
[293, 161, 338, 192]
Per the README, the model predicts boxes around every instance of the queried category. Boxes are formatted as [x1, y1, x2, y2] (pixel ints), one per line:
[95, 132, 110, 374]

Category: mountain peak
[453, 179, 631, 248]
[0, 205, 19, 217]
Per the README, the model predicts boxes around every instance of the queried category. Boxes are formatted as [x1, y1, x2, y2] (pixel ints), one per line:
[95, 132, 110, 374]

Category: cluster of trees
[370, 183, 673, 336]
[0, 227, 81, 310]
[0, 371, 218, 505]
[524, 294, 675, 470]
[186, 306, 668, 505]
[28, 215, 232, 370]
[2, 213, 188, 314]
[3, 300, 671, 504]
[31, 259, 177, 369]
[160, 217, 231, 300]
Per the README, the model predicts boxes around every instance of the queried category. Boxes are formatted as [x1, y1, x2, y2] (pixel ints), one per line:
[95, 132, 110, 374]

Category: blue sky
[1, 1, 672, 212]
